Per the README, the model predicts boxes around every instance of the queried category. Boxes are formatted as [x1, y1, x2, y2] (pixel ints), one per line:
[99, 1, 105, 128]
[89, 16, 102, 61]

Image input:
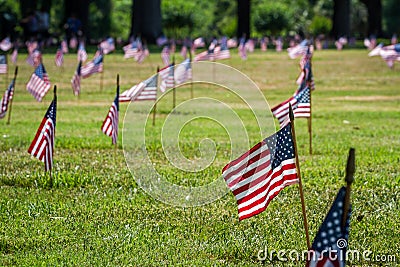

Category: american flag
[0, 38, 12, 51]
[11, 48, 18, 64]
[222, 123, 298, 221]
[306, 187, 350, 267]
[55, 47, 64, 67]
[271, 87, 311, 128]
[61, 39, 69, 54]
[161, 46, 170, 66]
[26, 63, 51, 102]
[180, 45, 188, 59]
[81, 54, 103, 79]
[174, 58, 192, 85]
[101, 86, 119, 145]
[71, 61, 82, 96]
[26, 41, 38, 54]
[0, 54, 7, 74]
[28, 93, 57, 171]
[26, 50, 42, 67]
[287, 40, 310, 59]
[215, 40, 231, 60]
[193, 37, 205, 49]
[296, 48, 315, 91]
[119, 75, 158, 102]
[376, 44, 400, 68]
[0, 79, 15, 119]
[77, 42, 88, 62]
[100, 37, 115, 55]
[124, 45, 141, 59]
[238, 38, 247, 60]
[159, 63, 175, 93]
[69, 36, 78, 49]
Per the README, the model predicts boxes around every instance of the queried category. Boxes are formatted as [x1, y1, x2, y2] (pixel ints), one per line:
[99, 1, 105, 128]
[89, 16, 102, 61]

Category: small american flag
[159, 63, 175, 93]
[287, 40, 309, 59]
[174, 58, 192, 85]
[101, 86, 119, 145]
[119, 75, 157, 102]
[77, 42, 88, 62]
[71, 61, 82, 96]
[26, 50, 42, 67]
[180, 45, 188, 59]
[0, 55, 7, 74]
[100, 38, 115, 55]
[0, 79, 15, 119]
[222, 123, 298, 220]
[296, 48, 315, 91]
[11, 48, 18, 64]
[55, 47, 64, 67]
[69, 36, 78, 49]
[0, 38, 12, 51]
[214, 41, 231, 60]
[26, 63, 51, 102]
[81, 54, 103, 79]
[28, 93, 57, 171]
[238, 38, 247, 60]
[161, 46, 170, 66]
[61, 39, 69, 53]
[306, 187, 350, 267]
[271, 87, 311, 128]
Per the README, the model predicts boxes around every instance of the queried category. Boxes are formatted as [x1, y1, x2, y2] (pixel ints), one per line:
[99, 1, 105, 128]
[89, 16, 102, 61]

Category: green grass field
[0, 49, 399, 266]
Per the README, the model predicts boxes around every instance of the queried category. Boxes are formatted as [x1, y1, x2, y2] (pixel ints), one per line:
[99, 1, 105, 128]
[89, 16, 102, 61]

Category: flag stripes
[26, 64, 51, 102]
[101, 87, 119, 145]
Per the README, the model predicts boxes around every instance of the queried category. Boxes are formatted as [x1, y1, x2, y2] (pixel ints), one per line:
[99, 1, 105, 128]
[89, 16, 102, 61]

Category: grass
[0, 48, 399, 266]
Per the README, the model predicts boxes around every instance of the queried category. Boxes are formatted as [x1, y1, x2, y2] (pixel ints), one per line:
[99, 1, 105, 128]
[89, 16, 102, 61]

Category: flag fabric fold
[26, 63, 51, 102]
[271, 86, 311, 128]
[71, 61, 82, 96]
[100, 38, 115, 55]
[306, 187, 351, 267]
[0, 79, 15, 119]
[81, 53, 103, 79]
[55, 46, 64, 67]
[119, 75, 158, 103]
[159, 63, 175, 93]
[222, 123, 299, 220]
[77, 42, 88, 62]
[101, 87, 119, 145]
[28, 94, 57, 171]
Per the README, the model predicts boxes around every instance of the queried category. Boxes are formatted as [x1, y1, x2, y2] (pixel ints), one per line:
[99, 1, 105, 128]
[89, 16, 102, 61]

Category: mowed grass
[0, 48, 399, 266]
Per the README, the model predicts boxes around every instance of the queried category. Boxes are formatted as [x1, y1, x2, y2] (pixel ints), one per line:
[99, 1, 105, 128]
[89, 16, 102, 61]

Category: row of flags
[368, 43, 400, 68]
[2, 36, 356, 265]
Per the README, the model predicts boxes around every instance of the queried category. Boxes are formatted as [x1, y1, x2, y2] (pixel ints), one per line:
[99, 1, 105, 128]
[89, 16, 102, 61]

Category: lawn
[0, 48, 399, 266]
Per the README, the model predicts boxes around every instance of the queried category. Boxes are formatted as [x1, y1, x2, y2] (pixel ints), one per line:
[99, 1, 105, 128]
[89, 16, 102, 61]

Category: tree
[332, 0, 350, 39]
[237, 0, 250, 39]
[130, 0, 162, 42]
[360, 0, 382, 37]
[64, 0, 90, 39]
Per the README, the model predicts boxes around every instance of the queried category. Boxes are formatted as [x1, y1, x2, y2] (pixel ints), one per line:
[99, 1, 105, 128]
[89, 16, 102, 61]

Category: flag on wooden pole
[222, 123, 299, 221]
[101, 76, 119, 145]
[28, 86, 57, 171]
[71, 61, 82, 96]
[0, 76, 15, 119]
[119, 74, 158, 103]
[26, 63, 51, 102]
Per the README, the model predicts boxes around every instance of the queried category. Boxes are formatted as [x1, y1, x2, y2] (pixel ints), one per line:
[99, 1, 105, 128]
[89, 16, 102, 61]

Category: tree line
[0, 0, 398, 43]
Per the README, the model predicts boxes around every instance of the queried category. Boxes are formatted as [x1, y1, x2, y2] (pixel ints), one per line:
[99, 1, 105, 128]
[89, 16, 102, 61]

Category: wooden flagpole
[289, 103, 311, 249]
[115, 74, 119, 150]
[7, 66, 18, 125]
[172, 57, 176, 109]
[190, 52, 193, 99]
[153, 67, 159, 126]
[342, 148, 355, 228]
[308, 87, 312, 155]
[49, 85, 57, 188]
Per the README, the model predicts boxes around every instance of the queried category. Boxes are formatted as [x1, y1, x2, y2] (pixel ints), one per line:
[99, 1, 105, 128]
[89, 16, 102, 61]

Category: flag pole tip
[345, 148, 355, 185]
[289, 103, 294, 122]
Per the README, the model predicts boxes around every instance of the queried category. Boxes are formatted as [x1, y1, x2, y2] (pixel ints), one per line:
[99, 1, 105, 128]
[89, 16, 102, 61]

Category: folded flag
[81, 54, 103, 79]
[222, 123, 298, 220]
[101, 86, 119, 145]
[306, 187, 351, 267]
[71, 61, 82, 96]
[119, 75, 157, 102]
[0, 79, 15, 119]
[28, 92, 57, 171]
[271, 86, 311, 128]
[26, 63, 51, 102]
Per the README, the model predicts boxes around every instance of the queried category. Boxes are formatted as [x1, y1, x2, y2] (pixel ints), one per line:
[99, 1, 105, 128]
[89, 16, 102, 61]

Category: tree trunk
[237, 0, 250, 39]
[64, 0, 90, 40]
[332, 0, 351, 39]
[131, 0, 162, 43]
[360, 0, 382, 37]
